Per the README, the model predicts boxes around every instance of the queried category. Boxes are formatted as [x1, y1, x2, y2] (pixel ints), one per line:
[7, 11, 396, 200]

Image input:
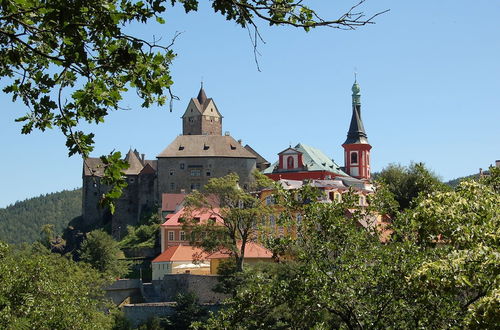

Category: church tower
[182, 86, 223, 135]
[342, 80, 372, 180]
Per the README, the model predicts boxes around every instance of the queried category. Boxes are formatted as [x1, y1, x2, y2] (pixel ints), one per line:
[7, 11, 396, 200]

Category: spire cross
[354, 68, 358, 82]
[200, 77, 203, 89]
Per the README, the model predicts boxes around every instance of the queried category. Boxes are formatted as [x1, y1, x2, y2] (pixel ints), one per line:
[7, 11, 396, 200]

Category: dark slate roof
[197, 87, 207, 105]
[343, 104, 369, 145]
[244, 145, 270, 166]
[157, 135, 257, 158]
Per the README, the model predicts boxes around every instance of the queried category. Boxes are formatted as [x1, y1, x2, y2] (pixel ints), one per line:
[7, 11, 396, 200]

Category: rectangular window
[269, 215, 276, 227]
[170, 182, 175, 190]
[190, 169, 201, 176]
[168, 231, 174, 241]
[180, 163, 185, 170]
[206, 171, 211, 177]
[180, 231, 186, 241]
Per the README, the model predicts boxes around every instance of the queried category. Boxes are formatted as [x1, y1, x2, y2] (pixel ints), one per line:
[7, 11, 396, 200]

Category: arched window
[350, 152, 358, 164]
[287, 156, 294, 169]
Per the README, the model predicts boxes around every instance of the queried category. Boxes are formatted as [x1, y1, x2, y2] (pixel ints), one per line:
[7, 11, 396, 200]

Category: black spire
[343, 81, 369, 145]
[197, 85, 208, 105]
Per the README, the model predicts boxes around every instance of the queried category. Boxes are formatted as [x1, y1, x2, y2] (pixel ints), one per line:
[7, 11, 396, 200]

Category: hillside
[0, 188, 82, 244]
[445, 174, 478, 188]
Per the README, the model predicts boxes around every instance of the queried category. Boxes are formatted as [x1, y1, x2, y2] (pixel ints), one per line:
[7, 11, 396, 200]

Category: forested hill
[0, 188, 82, 244]
[445, 174, 478, 188]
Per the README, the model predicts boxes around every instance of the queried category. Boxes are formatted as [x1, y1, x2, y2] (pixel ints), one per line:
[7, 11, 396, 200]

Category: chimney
[496, 160, 500, 168]
[141, 154, 145, 164]
[238, 139, 242, 145]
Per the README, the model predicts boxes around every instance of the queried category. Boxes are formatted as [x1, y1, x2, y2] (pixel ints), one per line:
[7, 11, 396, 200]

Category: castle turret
[342, 80, 372, 180]
[181, 86, 223, 135]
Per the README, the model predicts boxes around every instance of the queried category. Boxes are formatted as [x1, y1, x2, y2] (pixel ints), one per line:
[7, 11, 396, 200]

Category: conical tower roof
[123, 148, 144, 175]
[197, 86, 208, 105]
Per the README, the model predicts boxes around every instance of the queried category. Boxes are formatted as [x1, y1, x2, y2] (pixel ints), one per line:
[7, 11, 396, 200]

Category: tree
[200, 172, 500, 328]
[0, 242, 115, 329]
[79, 229, 129, 278]
[1, 0, 387, 209]
[184, 171, 273, 272]
[374, 162, 448, 211]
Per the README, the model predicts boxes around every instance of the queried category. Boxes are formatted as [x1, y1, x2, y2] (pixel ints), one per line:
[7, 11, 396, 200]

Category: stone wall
[157, 156, 256, 198]
[104, 279, 143, 305]
[157, 274, 229, 304]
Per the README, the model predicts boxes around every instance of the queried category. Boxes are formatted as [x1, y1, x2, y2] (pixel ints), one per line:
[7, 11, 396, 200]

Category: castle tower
[342, 80, 372, 180]
[181, 86, 223, 135]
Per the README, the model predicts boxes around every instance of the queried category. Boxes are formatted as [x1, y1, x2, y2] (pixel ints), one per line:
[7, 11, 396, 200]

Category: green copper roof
[263, 143, 348, 176]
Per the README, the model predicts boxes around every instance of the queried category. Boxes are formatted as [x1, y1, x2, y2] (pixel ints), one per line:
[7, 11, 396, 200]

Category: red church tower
[342, 80, 372, 180]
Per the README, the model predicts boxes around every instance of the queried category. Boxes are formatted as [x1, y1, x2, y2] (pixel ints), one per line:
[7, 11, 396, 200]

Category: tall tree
[184, 172, 273, 272]
[79, 229, 129, 278]
[1, 0, 387, 208]
[374, 162, 448, 211]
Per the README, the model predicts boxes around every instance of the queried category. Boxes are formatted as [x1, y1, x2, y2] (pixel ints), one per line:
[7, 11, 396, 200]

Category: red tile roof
[161, 193, 187, 213]
[152, 245, 208, 263]
[208, 242, 273, 259]
[162, 207, 224, 227]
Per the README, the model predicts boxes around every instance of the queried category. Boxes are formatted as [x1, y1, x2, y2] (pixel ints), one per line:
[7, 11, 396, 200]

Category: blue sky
[1, 1, 499, 208]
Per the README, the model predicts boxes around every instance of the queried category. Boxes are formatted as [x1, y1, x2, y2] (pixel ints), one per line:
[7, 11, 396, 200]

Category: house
[208, 241, 273, 274]
[151, 245, 210, 280]
[160, 207, 224, 252]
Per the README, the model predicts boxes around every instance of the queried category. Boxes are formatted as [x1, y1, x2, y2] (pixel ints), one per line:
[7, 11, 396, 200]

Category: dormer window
[178, 145, 184, 151]
[203, 144, 209, 150]
[287, 156, 294, 169]
[230, 144, 236, 150]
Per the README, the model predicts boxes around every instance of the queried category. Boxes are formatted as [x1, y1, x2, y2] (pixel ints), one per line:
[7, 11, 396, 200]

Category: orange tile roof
[161, 193, 186, 212]
[208, 242, 273, 259]
[152, 245, 208, 263]
[162, 207, 224, 227]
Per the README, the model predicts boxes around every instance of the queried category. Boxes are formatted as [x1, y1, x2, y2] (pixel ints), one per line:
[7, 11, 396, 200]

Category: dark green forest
[0, 189, 82, 244]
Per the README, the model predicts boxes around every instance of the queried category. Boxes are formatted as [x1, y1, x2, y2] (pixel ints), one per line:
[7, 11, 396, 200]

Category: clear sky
[1, 1, 499, 208]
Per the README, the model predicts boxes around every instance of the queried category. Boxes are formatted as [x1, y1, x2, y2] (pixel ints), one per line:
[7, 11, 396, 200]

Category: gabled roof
[182, 87, 223, 119]
[152, 245, 208, 263]
[263, 143, 348, 176]
[161, 193, 187, 213]
[244, 145, 270, 166]
[207, 242, 273, 259]
[162, 207, 224, 227]
[157, 135, 256, 158]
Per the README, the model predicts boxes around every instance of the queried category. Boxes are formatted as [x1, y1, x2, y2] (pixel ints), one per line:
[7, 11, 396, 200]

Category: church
[82, 80, 372, 238]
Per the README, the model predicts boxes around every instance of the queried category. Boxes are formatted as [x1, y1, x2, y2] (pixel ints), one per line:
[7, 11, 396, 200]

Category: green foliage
[119, 207, 160, 249]
[374, 162, 448, 211]
[202, 171, 500, 328]
[80, 229, 129, 278]
[0, 242, 115, 329]
[0, 188, 81, 244]
[184, 172, 273, 272]
[170, 293, 209, 330]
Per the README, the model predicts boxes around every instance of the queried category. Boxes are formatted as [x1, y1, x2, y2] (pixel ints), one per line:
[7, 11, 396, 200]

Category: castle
[82, 80, 372, 238]
[82, 87, 269, 237]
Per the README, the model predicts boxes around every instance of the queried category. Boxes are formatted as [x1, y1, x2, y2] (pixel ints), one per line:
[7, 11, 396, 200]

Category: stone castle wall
[157, 156, 256, 197]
